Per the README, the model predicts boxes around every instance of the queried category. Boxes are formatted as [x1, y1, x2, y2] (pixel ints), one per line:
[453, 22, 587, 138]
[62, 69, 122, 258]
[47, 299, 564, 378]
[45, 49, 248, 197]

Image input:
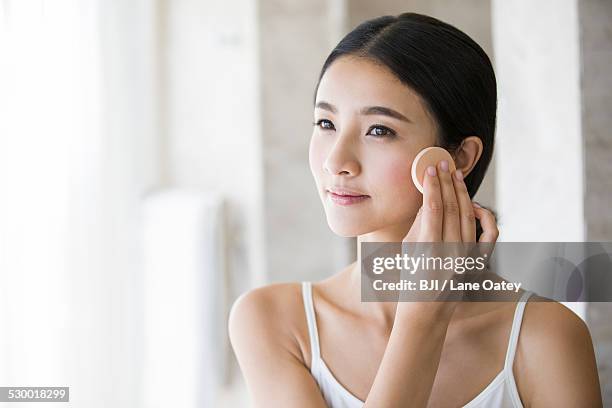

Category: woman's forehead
[316, 56, 430, 123]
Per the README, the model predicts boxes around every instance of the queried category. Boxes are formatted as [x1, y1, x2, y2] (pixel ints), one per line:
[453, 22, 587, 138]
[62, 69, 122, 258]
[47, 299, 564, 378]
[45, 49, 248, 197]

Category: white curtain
[0, 1, 156, 406]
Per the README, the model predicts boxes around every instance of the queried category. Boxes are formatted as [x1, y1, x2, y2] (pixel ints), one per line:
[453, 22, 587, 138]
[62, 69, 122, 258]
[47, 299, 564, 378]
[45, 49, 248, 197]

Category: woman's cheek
[383, 158, 415, 194]
[308, 135, 324, 180]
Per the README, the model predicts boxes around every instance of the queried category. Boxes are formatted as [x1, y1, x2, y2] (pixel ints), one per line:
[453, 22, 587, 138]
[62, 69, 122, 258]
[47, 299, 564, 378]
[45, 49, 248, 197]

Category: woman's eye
[313, 119, 335, 130]
[313, 120, 396, 138]
[367, 125, 396, 138]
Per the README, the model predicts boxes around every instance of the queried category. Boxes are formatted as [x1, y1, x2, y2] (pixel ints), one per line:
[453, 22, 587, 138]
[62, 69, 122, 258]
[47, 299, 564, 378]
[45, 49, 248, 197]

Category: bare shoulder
[228, 282, 330, 407]
[518, 295, 590, 344]
[228, 282, 308, 362]
[519, 295, 595, 363]
[515, 295, 602, 407]
[520, 295, 591, 341]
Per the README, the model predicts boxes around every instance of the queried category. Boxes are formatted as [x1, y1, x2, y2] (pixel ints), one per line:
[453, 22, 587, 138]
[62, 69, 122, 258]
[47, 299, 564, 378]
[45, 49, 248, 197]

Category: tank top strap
[301, 281, 321, 372]
[503, 289, 534, 371]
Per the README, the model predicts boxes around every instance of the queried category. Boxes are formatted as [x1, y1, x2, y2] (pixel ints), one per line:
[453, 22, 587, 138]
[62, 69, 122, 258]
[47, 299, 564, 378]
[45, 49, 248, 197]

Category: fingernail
[440, 160, 449, 172]
[454, 169, 463, 181]
[427, 165, 436, 176]
[473, 202, 481, 208]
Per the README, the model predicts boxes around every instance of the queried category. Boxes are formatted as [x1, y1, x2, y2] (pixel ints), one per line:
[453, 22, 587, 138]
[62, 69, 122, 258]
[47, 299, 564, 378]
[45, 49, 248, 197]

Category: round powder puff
[411, 146, 457, 194]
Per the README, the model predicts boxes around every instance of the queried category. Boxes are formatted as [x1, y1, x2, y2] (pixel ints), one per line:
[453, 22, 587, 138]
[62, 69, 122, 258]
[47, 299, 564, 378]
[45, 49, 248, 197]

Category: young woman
[229, 13, 602, 407]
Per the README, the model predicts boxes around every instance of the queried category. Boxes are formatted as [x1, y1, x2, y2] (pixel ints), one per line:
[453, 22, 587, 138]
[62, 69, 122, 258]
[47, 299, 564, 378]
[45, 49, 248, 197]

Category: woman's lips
[327, 191, 370, 206]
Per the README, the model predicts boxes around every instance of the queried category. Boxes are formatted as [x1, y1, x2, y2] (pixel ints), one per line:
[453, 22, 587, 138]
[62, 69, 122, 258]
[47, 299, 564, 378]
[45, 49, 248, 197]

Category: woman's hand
[404, 160, 498, 243]
[399, 159, 499, 307]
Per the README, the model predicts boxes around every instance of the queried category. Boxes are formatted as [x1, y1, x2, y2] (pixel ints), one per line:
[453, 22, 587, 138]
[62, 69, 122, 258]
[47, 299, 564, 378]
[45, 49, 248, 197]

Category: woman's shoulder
[514, 294, 600, 405]
[520, 294, 592, 351]
[229, 274, 342, 325]
[229, 282, 306, 331]
[228, 282, 311, 363]
[231, 281, 303, 310]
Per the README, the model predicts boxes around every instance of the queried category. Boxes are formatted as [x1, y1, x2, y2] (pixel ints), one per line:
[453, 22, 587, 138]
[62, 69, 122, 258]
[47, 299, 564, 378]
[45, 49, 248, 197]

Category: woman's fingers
[474, 204, 499, 243]
[437, 160, 461, 242]
[420, 165, 443, 242]
[452, 169, 477, 242]
[417, 158, 494, 245]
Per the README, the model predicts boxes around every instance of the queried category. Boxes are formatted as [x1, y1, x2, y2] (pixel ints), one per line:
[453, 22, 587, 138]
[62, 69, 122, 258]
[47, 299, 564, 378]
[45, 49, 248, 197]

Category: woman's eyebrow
[315, 101, 413, 123]
[361, 106, 412, 123]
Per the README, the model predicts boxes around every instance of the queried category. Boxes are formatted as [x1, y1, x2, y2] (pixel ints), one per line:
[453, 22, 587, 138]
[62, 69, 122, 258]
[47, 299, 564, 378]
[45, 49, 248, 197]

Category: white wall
[492, 0, 585, 320]
[162, 0, 264, 291]
[492, 0, 584, 242]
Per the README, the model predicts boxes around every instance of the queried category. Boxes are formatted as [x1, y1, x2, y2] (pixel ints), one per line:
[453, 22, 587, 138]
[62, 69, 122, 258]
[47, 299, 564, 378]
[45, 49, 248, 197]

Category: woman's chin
[326, 219, 369, 237]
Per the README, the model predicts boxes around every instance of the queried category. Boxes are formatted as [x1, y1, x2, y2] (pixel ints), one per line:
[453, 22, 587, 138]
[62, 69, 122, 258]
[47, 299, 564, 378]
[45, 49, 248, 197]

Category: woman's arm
[362, 302, 455, 407]
[517, 301, 603, 407]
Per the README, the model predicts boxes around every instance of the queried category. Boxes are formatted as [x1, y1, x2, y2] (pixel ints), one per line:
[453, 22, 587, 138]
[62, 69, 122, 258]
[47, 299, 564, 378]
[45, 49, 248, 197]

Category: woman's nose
[323, 134, 361, 176]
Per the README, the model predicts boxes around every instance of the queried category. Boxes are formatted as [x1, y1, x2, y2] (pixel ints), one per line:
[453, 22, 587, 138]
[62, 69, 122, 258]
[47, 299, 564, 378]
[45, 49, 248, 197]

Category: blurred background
[0, 0, 611, 407]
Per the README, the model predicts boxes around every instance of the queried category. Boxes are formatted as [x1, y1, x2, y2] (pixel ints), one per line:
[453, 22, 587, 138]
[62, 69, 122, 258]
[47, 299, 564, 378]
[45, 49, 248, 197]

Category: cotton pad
[411, 146, 457, 194]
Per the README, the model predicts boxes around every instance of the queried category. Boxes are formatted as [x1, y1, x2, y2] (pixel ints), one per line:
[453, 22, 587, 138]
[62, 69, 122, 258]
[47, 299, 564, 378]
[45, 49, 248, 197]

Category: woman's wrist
[394, 300, 457, 327]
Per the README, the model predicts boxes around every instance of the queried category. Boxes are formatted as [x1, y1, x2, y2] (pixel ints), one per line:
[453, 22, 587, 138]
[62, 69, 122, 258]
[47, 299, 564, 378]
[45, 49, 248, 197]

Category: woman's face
[309, 55, 438, 240]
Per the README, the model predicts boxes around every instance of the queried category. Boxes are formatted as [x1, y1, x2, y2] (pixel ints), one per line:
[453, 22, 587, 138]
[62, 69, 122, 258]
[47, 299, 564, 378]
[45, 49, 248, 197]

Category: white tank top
[301, 281, 533, 408]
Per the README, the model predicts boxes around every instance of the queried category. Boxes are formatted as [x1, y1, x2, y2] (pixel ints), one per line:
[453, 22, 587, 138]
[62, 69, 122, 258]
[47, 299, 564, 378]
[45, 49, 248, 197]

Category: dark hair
[313, 12, 498, 238]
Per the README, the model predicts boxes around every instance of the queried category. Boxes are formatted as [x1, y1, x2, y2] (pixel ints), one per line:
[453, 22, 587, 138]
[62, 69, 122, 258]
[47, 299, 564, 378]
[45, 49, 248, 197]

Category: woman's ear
[452, 136, 483, 178]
